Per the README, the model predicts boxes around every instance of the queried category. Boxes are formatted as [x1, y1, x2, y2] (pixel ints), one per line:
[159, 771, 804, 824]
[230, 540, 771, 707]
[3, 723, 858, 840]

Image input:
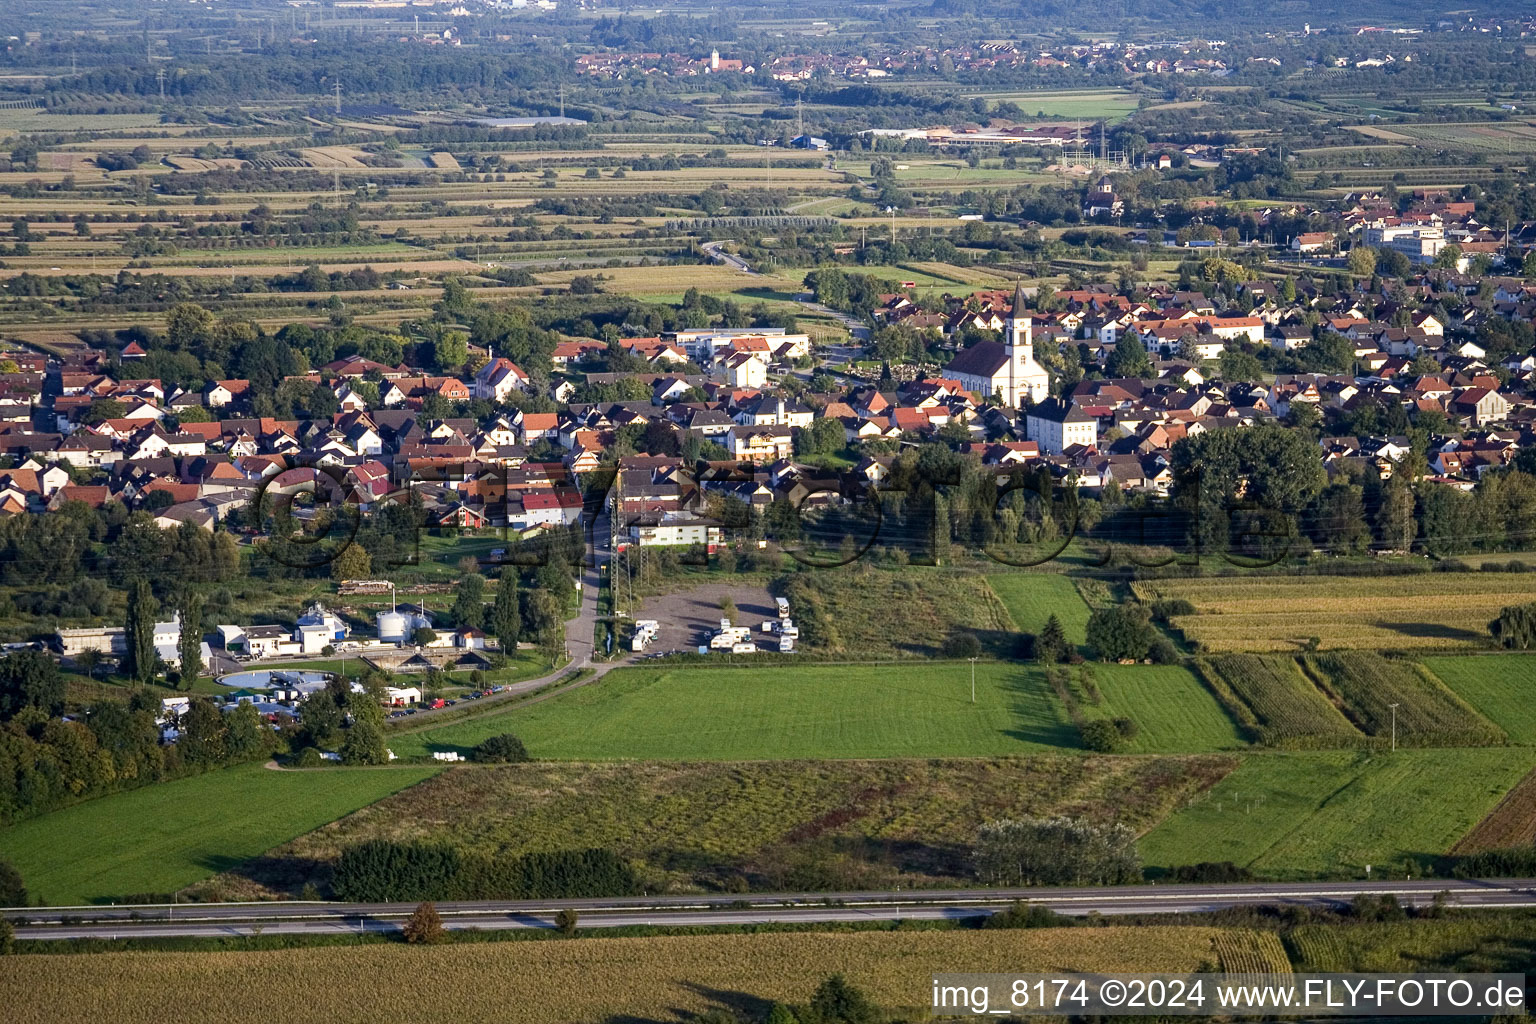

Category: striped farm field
[1198, 655, 1363, 748]
[1302, 652, 1505, 748]
[0, 927, 1279, 1024]
[1077, 663, 1248, 754]
[1130, 574, 1536, 652]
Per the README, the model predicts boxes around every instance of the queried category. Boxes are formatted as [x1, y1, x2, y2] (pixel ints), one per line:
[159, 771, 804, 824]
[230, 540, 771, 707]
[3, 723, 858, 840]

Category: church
[944, 281, 1051, 407]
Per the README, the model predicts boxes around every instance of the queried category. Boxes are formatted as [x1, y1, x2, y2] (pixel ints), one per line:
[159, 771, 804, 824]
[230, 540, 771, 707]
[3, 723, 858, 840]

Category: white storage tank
[376, 611, 409, 643]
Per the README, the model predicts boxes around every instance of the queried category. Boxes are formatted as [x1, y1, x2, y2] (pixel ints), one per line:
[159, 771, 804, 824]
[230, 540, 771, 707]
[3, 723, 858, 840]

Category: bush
[1149, 598, 1196, 621]
[0, 859, 25, 907]
[472, 733, 529, 763]
[1112, 717, 1139, 740]
[1079, 719, 1123, 752]
[402, 901, 445, 944]
[1147, 636, 1180, 664]
[555, 908, 579, 936]
[1164, 861, 1254, 884]
[941, 630, 982, 659]
[291, 746, 324, 768]
[1453, 845, 1536, 878]
[982, 901, 1072, 929]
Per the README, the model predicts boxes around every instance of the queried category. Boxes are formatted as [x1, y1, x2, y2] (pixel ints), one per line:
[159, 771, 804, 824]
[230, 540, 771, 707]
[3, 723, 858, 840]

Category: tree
[225, 701, 270, 762]
[1085, 606, 1153, 661]
[402, 901, 446, 944]
[554, 908, 579, 936]
[178, 593, 204, 688]
[1490, 602, 1536, 650]
[719, 594, 737, 626]
[1036, 613, 1069, 664]
[1432, 243, 1463, 270]
[808, 974, 881, 1024]
[0, 917, 12, 956]
[180, 699, 228, 767]
[451, 573, 487, 631]
[473, 733, 529, 763]
[1347, 246, 1378, 278]
[0, 651, 63, 721]
[411, 626, 437, 647]
[1106, 334, 1152, 378]
[330, 542, 371, 581]
[433, 330, 469, 373]
[0, 858, 26, 907]
[491, 572, 520, 651]
[124, 579, 157, 685]
[342, 694, 389, 765]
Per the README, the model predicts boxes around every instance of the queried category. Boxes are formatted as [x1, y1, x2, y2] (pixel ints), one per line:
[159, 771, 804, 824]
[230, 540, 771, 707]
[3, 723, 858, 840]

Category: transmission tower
[333, 81, 342, 114]
[156, 68, 166, 101]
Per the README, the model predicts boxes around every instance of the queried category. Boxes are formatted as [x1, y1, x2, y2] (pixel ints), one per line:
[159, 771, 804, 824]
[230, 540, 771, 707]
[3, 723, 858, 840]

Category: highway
[10, 879, 1535, 942]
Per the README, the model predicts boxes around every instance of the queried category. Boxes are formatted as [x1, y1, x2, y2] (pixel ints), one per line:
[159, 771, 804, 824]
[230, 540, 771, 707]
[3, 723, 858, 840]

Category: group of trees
[0, 687, 276, 826]
[973, 816, 1141, 886]
[330, 839, 638, 902]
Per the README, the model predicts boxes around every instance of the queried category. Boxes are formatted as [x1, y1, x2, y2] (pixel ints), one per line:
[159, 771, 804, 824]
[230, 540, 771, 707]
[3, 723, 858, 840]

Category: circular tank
[376, 611, 408, 643]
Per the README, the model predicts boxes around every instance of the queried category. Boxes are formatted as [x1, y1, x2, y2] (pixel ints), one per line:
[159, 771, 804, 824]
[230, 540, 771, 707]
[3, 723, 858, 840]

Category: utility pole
[1388, 702, 1399, 752]
[968, 656, 977, 703]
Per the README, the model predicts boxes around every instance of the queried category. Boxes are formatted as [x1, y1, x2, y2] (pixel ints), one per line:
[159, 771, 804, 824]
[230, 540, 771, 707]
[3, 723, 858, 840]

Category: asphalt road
[12, 879, 1535, 941]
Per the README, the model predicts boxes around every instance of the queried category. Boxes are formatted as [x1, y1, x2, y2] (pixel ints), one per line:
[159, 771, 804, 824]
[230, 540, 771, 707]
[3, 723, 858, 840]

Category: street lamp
[968, 656, 978, 704]
[1388, 702, 1399, 752]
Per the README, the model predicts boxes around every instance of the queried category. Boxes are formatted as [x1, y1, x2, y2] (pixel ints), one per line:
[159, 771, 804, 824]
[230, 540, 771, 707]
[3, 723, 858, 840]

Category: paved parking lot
[633, 581, 780, 655]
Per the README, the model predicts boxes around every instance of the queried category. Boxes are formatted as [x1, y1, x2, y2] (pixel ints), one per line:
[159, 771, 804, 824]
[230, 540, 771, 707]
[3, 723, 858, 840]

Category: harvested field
[0, 927, 1264, 1024]
[428, 151, 461, 170]
[1131, 573, 1536, 652]
[1451, 766, 1536, 854]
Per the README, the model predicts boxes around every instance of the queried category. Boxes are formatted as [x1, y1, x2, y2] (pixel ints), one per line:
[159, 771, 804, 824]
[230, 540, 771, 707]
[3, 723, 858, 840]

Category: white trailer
[731, 642, 759, 654]
[776, 597, 790, 618]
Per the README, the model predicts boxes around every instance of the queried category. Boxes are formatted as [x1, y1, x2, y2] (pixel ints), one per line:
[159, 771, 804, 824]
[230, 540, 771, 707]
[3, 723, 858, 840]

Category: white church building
[944, 282, 1050, 407]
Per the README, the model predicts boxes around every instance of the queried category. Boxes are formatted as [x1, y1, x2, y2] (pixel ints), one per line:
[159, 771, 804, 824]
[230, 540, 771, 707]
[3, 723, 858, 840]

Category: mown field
[195, 755, 1237, 899]
[1132, 574, 1536, 652]
[1302, 652, 1505, 748]
[782, 568, 1017, 659]
[986, 572, 1092, 646]
[1138, 749, 1536, 879]
[0, 927, 1278, 1024]
[1075, 664, 1247, 754]
[0, 763, 440, 906]
[387, 662, 1081, 761]
[1420, 654, 1536, 743]
[1198, 654, 1362, 748]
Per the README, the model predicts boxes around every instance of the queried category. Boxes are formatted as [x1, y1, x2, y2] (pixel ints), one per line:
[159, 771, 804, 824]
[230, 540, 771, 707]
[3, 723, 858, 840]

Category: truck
[428, 698, 447, 710]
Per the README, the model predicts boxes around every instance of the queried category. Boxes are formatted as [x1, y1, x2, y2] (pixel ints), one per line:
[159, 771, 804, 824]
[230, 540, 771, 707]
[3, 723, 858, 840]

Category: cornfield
[1212, 929, 1293, 974]
[0, 927, 1251, 1024]
[1302, 652, 1506, 749]
[1205, 655, 1363, 749]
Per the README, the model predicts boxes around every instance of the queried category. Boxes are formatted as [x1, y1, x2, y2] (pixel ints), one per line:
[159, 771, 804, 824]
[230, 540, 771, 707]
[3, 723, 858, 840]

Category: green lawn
[1080, 664, 1247, 754]
[0, 763, 439, 905]
[986, 573, 1092, 646]
[388, 663, 1083, 761]
[1421, 654, 1536, 744]
[1139, 749, 1536, 880]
